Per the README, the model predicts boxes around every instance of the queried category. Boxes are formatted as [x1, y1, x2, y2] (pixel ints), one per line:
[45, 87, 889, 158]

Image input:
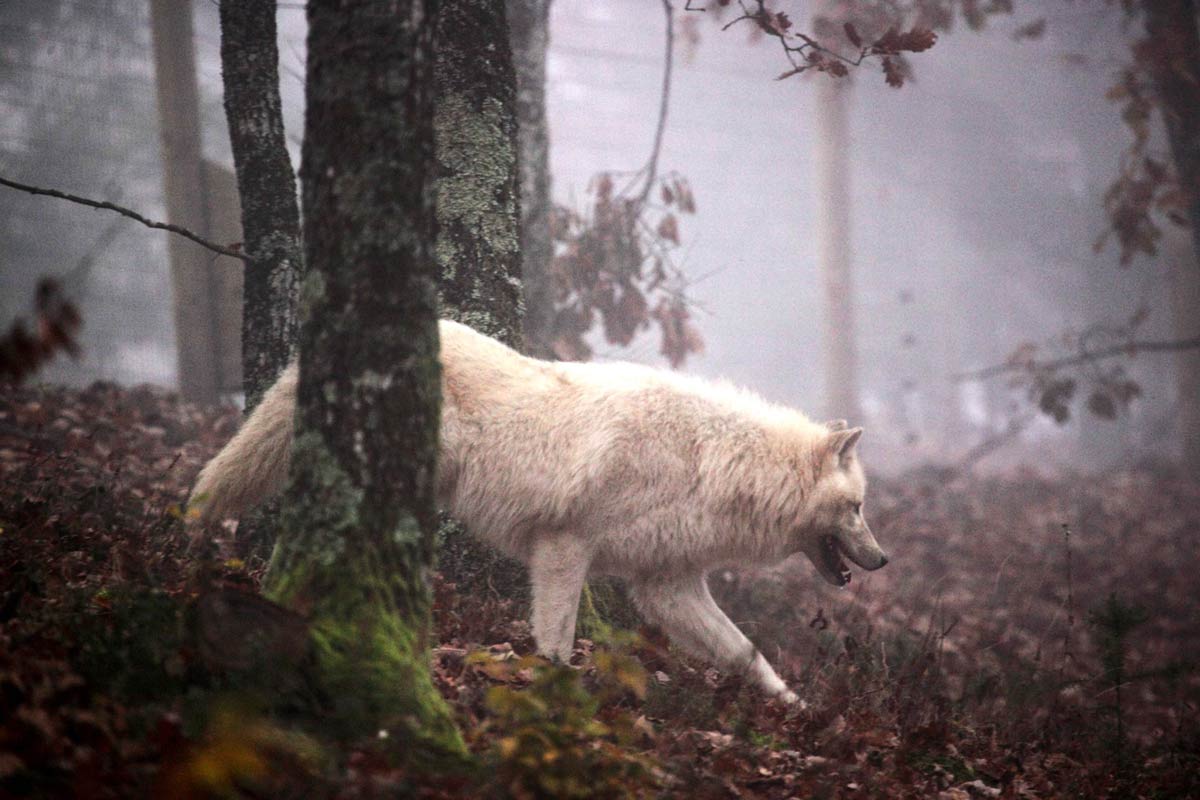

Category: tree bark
[149, 0, 221, 404]
[508, 0, 555, 358]
[433, 0, 524, 345]
[217, 0, 303, 413]
[432, 0, 530, 608]
[263, 0, 462, 757]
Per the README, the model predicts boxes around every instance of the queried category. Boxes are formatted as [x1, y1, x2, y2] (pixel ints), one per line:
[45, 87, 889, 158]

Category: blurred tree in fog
[149, 0, 223, 404]
[509, 0, 556, 359]
[943, 0, 1200, 468]
[813, 0, 862, 423]
[0, 0, 166, 386]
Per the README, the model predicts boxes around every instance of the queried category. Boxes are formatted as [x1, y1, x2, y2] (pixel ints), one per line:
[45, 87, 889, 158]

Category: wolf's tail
[189, 361, 298, 524]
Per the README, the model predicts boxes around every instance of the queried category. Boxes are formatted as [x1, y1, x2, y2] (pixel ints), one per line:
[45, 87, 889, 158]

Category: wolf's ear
[823, 419, 848, 431]
[827, 427, 863, 464]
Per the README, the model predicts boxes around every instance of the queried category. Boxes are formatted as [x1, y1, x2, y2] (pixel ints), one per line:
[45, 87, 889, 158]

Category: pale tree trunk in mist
[1165, 227, 1200, 470]
[508, 0, 556, 358]
[218, 0, 303, 413]
[150, 0, 220, 404]
[814, 73, 862, 423]
[432, 0, 530, 607]
[263, 0, 462, 755]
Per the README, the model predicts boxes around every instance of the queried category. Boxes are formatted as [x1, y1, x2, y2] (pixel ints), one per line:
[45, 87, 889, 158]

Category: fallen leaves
[1, 380, 1198, 797]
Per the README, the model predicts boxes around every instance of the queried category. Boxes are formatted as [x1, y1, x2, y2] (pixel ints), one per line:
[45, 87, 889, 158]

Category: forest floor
[1, 379, 1197, 799]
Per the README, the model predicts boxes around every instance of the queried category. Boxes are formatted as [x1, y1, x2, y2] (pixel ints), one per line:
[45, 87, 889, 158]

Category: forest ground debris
[0, 379, 1197, 798]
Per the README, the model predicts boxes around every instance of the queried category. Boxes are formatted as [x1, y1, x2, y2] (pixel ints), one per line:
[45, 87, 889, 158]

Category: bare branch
[637, 0, 676, 206]
[955, 337, 1200, 381]
[0, 174, 247, 261]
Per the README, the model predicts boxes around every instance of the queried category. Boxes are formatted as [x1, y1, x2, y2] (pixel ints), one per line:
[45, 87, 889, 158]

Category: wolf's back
[190, 362, 298, 523]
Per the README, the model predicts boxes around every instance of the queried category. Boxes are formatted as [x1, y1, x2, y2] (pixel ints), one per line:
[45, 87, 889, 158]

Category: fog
[0, 0, 1186, 472]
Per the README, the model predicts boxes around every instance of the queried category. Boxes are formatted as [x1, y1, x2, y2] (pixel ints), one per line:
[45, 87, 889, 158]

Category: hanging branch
[548, 0, 704, 368]
[637, 0, 676, 206]
[721, 0, 937, 86]
[955, 308, 1200, 424]
[0, 175, 247, 261]
[956, 337, 1200, 381]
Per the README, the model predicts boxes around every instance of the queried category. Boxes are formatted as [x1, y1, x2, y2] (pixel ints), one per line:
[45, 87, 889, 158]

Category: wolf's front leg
[528, 534, 592, 661]
[630, 574, 800, 704]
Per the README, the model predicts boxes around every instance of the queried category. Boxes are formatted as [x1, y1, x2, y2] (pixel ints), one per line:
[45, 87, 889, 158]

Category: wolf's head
[797, 422, 888, 587]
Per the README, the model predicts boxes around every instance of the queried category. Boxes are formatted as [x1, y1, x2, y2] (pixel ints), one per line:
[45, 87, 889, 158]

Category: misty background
[0, 0, 1183, 472]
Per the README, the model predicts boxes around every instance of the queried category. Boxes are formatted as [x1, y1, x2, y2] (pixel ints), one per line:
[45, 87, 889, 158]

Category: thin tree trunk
[149, 0, 220, 404]
[264, 0, 462, 757]
[432, 0, 530, 608]
[508, 0, 555, 358]
[217, 0, 303, 413]
[814, 72, 861, 422]
[1166, 226, 1200, 470]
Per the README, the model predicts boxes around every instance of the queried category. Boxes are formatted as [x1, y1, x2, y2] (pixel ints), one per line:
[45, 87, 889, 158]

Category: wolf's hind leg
[528, 534, 591, 662]
[629, 574, 799, 703]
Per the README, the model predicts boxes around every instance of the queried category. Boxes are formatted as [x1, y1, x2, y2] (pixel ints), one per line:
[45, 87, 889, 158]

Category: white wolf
[191, 320, 888, 702]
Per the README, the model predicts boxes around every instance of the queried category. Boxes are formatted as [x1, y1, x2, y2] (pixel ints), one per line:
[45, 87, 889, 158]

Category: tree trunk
[508, 0, 555, 358]
[433, 0, 524, 345]
[1143, 0, 1200, 273]
[814, 72, 862, 423]
[263, 0, 462, 757]
[1142, 0, 1200, 471]
[1166, 226, 1200, 470]
[432, 0, 530, 608]
[149, 0, 221, 404]
[217, 0, 303, 413]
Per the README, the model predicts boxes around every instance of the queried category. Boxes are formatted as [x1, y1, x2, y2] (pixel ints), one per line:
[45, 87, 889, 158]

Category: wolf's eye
[852, 502, 862, 515]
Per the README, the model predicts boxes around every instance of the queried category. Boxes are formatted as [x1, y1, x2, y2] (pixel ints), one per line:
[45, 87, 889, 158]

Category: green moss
[265, 432, 466, 765]
[577, 578, 642, 643]
[298, 269, 326, 324]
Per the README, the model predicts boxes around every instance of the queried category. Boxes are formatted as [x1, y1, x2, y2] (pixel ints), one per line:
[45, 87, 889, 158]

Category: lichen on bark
[432, 0, 530, 609]
[267, 433, 458, 756]
[433, 0, 524, 347]
[217, 0, 303, 413]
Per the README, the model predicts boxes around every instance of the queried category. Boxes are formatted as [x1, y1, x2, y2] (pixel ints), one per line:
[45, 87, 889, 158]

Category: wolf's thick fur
[191, 320, 888, 701]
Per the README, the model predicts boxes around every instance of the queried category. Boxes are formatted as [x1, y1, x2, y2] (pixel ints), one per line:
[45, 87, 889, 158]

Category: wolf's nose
[878, 554, 889, 567]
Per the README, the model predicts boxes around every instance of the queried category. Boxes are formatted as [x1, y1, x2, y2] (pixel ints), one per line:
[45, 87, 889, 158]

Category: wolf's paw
[780, 689, 805, 707]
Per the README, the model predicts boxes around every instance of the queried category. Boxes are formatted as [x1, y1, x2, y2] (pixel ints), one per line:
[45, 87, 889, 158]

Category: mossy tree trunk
[432, 0, 530, 610]
[263, 0, 462, 758]
[508, 0, 555, 359]
[217, 0, 303, 413]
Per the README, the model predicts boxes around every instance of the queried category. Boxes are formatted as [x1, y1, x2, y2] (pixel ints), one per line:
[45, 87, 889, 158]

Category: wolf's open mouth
[820, 534, 851, 586]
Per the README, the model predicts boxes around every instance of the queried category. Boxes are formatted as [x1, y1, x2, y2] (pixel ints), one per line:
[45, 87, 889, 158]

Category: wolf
[191, 320, 889, 702]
